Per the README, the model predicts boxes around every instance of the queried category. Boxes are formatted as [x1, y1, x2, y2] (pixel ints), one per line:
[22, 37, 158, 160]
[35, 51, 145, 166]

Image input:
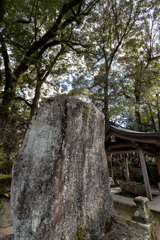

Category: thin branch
[14, 96, 32, 108]
[39, 16, 47, 28]
[66, 40, 90, 48]
[65, 42, 88, 54]
[81, 0, 99, 16]
[42, 45, 65, 81]
[67, 43, 86, 53]
[77, 0, 83, 14]
[36, 40, 61, 60]
[14, 0, 83, 80]
[145, 55, 160, 70]
[13, 19, 32, 24]
[4, 39, 25, 51]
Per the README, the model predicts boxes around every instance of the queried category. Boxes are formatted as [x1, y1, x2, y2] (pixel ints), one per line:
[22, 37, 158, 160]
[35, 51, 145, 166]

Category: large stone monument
[11, 96, 113, 240]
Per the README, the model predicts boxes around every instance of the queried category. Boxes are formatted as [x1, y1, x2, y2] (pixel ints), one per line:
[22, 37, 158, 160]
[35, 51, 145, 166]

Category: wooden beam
[124, 155, 129, 182]
[107, 149, 136, 155]
[144, 144, 157, 153]
[139, 149, 152, 201]
[143, 151, 157, 157]
[105, 150, 109, 169]
[105, 131, 157, 144]
[131, 141, 140, 148]
[106, 143, 136, 150]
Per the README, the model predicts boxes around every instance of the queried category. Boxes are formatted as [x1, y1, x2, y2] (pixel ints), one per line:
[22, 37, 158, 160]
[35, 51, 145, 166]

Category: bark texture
[11, 96, 113, 240]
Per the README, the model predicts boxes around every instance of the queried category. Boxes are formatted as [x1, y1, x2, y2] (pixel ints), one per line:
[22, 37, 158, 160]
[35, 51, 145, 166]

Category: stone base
[127, 219, 158, 240]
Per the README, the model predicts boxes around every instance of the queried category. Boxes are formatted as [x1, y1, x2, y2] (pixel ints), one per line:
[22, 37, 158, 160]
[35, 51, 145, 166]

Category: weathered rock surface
[11, 96, 113, 240]
[0, 234, 14, 240]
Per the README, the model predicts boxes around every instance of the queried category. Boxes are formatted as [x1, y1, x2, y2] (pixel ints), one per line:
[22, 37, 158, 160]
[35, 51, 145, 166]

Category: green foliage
[0, 0, 160, 176]
[0, 0, 99, 116]
[0, 174, 12, 195]
[0, 160, 13, 175]
[68, 0, 160, 131]
[0, 0, 101, 174]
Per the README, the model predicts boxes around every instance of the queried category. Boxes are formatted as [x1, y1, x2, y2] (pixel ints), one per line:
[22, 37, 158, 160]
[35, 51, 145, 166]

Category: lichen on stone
[11, 96, 113, 240]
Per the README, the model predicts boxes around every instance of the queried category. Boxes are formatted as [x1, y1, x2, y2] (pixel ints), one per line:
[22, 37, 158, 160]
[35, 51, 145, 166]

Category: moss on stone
[104, 217, 113, 235]
[83, 105, 89, 113]
[75, 218, 111, 240]
[150, 234, 158, 240]
[75, 225, 86, 240]
[100, 114, 105, 125]
[0, 174, 12, 195]
[45, 98, 54, 105]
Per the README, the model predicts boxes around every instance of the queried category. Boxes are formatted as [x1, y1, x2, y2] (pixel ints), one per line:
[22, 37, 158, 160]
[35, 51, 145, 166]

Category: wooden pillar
[105, 150, 109, 171]
[110, 154, 114, 179]
[105, 150, 108, 161]
[139, 149, 152, 201]
[124, 155, 129, 182]
[156, 155, 160, 177]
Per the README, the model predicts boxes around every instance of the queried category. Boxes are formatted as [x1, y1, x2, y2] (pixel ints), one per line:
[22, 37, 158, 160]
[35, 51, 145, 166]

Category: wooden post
[105, 150, 109, 172]
[156, 155, 160, 177]
[124, 154, 130, 182]
[110, 154, 114, 179]
[105, 150, 108, 161]
[139, 149, 152, 201]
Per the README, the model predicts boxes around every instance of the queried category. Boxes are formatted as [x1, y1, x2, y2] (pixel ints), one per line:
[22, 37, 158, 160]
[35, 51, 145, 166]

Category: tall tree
[0, 0, 98, 120]
[117, 5, 160, 131]
[0, 0, 6, 23]
[69, 0, 147, 128]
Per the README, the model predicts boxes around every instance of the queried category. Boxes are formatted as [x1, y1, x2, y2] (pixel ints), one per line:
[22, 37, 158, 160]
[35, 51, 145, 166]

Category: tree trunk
[104, 62, 109, 129]
[0, 0, 87, 118]
[134, 79, 142, 131]
[0, 0, 6, 23]
[29, 68, 44, 121]
[0, 69, 2, 95]
[156, 94, 160, 131]
[147, 103, 157, 132]
[135, 101, 142, 131]
[104, 75, 109, 129]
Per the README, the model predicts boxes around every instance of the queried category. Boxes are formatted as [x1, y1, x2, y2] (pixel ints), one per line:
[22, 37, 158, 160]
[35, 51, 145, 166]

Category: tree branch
[77, 0, 83, 14]
[14, 0, 83, 81]
[65, 42, 88, 54]
[13, 19, 31, 24]
[1, 36, 13, 90]
[5, 39, 25, 51]
[36, 40, 61, 60]
[145, 55, 160, 69]
[0, 0, 6, 23]
[42, 45, 65, 81]
[14, 96, 32, 108]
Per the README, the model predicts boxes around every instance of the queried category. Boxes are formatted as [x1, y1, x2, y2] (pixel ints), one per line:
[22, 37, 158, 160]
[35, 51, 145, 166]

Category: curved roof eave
[105, 124, 160, 140]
